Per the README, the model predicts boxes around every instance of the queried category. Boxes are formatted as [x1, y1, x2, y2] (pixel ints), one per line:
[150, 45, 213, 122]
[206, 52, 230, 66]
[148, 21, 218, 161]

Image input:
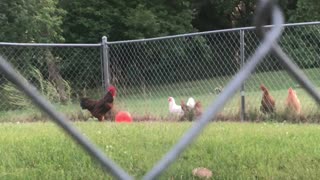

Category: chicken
[80, 85, 116, 121]
[181, 100, 188, 112]
[181, 99, 203, 121]
[186, 97, 196, 109]
[194, 101, 203, 118]
[168, 97, 184, 116]
[285, 87, 301, 114]
[180, 100, 192, 121]
[260, 84, 275, 114]
[214, 86, 223, 94]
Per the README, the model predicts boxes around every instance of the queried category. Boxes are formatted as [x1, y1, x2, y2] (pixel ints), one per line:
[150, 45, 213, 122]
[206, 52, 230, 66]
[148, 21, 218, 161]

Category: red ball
[115, 111, 133, 123]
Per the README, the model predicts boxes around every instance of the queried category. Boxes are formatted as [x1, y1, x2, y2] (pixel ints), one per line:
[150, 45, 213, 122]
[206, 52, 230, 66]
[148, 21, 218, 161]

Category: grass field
[0, 68, 320, 123]
[0, 122, 319, 179]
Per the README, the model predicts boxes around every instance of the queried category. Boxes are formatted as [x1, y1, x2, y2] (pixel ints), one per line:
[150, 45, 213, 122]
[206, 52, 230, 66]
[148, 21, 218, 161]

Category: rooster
[80, 85, 116, 121]
[168, 97, 184, 116]
[260, 84, 275, 114]
[285, 87, 301, 115]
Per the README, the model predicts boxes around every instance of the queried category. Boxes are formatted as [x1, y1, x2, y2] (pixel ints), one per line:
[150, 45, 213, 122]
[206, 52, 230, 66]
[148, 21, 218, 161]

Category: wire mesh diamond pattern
[1, 1, 320, 178]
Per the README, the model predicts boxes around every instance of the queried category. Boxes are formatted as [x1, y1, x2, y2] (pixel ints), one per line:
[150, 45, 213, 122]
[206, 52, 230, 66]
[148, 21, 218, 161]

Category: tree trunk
[45, 49, 68, 104]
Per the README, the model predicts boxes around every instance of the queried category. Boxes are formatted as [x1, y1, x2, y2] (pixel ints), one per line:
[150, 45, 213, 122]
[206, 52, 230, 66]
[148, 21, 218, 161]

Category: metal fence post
[240, 30, 246, 121]
[102, 36, 110, 90]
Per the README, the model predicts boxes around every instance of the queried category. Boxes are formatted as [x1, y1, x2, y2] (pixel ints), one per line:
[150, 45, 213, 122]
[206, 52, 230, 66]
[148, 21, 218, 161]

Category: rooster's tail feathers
[80, 98, 94, 110]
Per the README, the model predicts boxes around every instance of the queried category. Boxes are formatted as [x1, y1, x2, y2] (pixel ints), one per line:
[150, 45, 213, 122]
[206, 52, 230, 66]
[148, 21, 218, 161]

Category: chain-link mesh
[0, 44, 103, 121]
[1, 23, 320, 122]
[109, 31, 243, 120]
[109, 22, 320, 122]
[244, 23, 320, 122]
[1, 0, 320, 178]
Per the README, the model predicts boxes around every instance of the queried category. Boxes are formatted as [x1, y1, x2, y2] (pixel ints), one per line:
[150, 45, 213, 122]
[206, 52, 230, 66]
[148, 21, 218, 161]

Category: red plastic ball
[115, 111, 133, 123]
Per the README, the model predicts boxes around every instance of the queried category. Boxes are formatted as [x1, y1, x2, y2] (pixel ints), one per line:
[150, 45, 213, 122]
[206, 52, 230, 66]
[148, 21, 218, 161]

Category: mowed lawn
[0, 122, 320, 179]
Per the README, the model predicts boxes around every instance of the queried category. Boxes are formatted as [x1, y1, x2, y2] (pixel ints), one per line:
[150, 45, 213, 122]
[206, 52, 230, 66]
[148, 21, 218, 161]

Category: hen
[80, 85, 116, 121]
[285, 87, 301, 114]
[181, 99, 203, 121]
[186, 97, 196, 109]
[168, 97, 184, 116]
[260, 84, 275, 114]
[194, 101, 203, 118]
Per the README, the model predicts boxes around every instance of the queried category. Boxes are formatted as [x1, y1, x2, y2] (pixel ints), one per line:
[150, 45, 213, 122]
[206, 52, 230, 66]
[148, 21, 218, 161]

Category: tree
[60, 0, 195, 42]
[289, 0, 320, 22]
[123, 1, 194, 40]
[60, 0, 196, 92]
[0, 0, 65, 42]
[192, 0, 296, 31]
[285, 0, 320, 69]
[0, 0, 69, 103]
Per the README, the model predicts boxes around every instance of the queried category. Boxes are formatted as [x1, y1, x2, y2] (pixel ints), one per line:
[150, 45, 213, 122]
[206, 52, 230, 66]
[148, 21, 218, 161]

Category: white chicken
[168, 97, 184, 116]
[186, 97, 196, 109]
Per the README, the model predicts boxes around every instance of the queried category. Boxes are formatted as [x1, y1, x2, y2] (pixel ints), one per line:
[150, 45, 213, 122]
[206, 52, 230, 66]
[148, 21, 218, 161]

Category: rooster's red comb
[107, 85, 116, 96]
[107, 85, 116, 90]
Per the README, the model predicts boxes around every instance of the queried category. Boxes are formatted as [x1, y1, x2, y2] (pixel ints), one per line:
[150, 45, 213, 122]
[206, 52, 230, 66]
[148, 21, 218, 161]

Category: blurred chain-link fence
[1, 21, 320, 122]
[109, 21, 320, 121]
[1, 1, 320, 178]
[0, 44, 103, 115]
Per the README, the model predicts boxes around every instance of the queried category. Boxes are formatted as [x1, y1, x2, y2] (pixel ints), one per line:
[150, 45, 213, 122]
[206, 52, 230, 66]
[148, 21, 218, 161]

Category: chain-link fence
[109, 21, 320, 122]
[1, 0, 320, 179]
[244, 23, 320, 122]
[0, 43, 104, 121]
[1, 21, 320, 122]
[108, 30, 243, 120]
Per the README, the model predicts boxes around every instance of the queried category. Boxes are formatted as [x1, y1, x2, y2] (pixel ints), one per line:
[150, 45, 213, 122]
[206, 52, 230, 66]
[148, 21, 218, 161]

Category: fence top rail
[107, 21, 320, 45]
[0, 21, 319, 47]
[0, 42, 102, 47]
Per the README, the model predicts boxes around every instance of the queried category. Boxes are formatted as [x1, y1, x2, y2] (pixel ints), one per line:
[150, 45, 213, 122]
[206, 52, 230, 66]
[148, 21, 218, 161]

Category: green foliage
[0, 0, 307, 43]
[2, 82, 31, 108]
[2, 66, 71, 109]
[109, 32, 238, 88]
[281, 35, 319, 68]
[192, 0, 297, 31]
[61, 0, 194, 42]
[0, 0, 65, 43]
[123, 4, 161, 39]
[280, 25, 320, 68]
[289, 0, 320, 22]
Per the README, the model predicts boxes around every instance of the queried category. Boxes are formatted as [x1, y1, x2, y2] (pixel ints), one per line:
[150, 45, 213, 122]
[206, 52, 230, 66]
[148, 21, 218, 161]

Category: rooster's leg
[99, 116, 105, 122]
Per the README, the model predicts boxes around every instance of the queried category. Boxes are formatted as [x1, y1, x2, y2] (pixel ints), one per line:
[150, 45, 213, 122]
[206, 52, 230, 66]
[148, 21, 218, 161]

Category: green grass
[1, 68, 320, 123]
[0, 103, 88, 123]
[0, 122, 319, 179]
[114, 68, 320, 121]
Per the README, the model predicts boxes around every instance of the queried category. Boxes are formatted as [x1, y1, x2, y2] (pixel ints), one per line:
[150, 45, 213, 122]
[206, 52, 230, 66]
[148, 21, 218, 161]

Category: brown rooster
[260, 84, 275, 114]
[80, 85, 116, 121]
[285, 87, 301, 115]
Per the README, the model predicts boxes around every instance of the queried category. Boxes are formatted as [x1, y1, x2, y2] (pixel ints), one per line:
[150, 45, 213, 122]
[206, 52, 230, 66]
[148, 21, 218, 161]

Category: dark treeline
[0, 0, 319, 93]
[1, 0, 318, 43]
